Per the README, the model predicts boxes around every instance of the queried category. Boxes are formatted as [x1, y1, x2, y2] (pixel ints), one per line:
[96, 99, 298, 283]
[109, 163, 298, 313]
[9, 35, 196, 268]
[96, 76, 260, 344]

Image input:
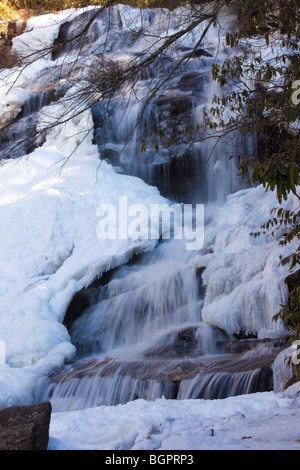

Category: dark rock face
[0, 423, 36, 451]
[51, 8, 123, 61]
[0, 401, 51, 450]
[7, 19, 27, 40]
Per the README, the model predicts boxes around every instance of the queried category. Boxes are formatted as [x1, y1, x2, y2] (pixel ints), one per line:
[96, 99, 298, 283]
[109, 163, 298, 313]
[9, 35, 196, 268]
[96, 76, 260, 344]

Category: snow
[0, 4, 299, 451]
[12, 8, 97, 57]
[273, 347, 296, 393]
[198, 186, 298, 338]
[48, 384, 300, 450]
[0, 124, 166, 368]
[0, 87, 29, 129]
[0, 62, 167, 403]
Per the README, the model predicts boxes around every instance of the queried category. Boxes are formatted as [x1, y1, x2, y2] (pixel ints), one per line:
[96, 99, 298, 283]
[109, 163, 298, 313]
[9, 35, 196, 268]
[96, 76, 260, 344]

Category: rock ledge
[0, 401, 51, 450]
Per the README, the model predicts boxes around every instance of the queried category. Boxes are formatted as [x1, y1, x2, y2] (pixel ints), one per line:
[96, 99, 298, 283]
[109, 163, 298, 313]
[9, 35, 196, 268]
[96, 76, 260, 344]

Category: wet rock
[7, 19, 27, 40]
[234, 331, 258, 340]
[144, 327, 199, 358]
[190, 48, 213, 58]
[47, 346, 279, 388]
[0, 423, 35, 451]
[149, 150, 203, 203]
[155, 93, 193, 116]
[178, 71, 208, 93]
[0, 80, 70, 160]
[0, 401, 51, 450]
[178, 46, 213, 59]
[52, 8, 123, 60]
[36, 349, 278, 409]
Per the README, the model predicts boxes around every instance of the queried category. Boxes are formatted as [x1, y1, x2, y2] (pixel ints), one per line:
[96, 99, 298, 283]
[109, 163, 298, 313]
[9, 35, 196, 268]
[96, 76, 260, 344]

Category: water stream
[1, 5, 287, 411]
[34, 236, 279, 411]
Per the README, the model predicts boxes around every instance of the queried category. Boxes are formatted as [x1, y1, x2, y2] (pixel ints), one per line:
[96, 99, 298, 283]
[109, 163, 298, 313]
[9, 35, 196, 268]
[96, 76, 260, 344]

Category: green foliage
[252, 206, 300, 270]
[0, 1, 14, 19]
[274, 270, 300, 345]
[206, 0, 300, 350]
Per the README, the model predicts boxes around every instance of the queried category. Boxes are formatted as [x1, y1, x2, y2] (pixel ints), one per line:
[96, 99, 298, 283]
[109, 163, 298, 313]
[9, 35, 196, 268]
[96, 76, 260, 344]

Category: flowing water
[34, 234, 280, 411]
[1, 6, 286, 411]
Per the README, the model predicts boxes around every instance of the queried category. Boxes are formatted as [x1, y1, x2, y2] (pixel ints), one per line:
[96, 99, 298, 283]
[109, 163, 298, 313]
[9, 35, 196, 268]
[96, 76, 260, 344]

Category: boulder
[0, 423, 35, 451]
[0, 401, 51, 450]
[7, 19, 27, 40]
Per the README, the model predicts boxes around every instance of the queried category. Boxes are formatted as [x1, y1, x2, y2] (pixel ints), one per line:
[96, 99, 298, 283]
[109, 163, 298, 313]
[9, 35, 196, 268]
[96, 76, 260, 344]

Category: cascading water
[34, 234, 278, 411]
[3, 5, 285, 411]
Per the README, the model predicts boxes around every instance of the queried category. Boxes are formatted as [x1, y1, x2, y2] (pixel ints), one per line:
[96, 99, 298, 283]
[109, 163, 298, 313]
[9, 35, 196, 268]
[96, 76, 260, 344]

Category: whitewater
[0, 5, 299, 450]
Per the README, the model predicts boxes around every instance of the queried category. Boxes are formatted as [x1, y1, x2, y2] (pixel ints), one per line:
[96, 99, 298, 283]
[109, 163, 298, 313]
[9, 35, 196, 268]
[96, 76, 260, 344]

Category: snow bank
[0, 4, 175, 409]
[0, 89, 167, 407]
[0, 87, 29, 129]
[0, 129, 166, 367]
[48, 386, 300, 450]
[196, 186, 298, 338]
[12, 8, 97, 57]
[0, 5, 169, 384]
